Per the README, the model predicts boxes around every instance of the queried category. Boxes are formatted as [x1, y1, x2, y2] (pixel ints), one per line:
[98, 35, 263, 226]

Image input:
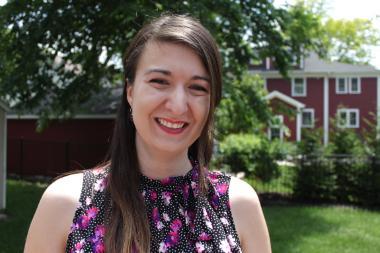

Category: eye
[150, 78, 169, 85]
[190, 84, 209, 93]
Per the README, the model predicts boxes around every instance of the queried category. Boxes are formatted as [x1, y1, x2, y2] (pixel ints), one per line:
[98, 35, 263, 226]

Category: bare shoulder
[24, 173, 84, 253]
[229, 177, 272, 253]
[229, 176, 260, 206]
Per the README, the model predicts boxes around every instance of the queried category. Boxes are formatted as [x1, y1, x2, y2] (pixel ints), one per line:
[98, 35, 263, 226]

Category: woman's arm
[24, 173, 83, 253]
[229, 177, 272, 253]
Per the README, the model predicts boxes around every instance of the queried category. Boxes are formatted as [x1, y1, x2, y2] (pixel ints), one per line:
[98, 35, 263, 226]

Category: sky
[274, 0, 380, 69]
[0, 0, 379, 68]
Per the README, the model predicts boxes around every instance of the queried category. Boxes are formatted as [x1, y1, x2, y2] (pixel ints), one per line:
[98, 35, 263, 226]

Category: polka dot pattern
[66, 162, 242, 253]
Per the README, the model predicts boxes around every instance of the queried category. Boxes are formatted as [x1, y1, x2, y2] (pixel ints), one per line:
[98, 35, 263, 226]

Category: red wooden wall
[7, 118, 114, 177]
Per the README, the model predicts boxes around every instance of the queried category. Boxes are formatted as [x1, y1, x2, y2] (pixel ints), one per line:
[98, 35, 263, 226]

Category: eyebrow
[145, 68, 210, 83]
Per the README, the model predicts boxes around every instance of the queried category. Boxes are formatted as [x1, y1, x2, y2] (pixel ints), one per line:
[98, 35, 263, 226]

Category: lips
[155, 117, 189, 134]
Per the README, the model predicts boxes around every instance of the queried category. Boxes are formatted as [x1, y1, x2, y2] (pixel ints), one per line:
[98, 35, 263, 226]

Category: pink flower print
[85, 197, 92, 206]
[163, 213, 170, 222]
[227, 234, 237, 248]
[162, 191, 172, 206]
[93, 242, 105, 253]
[182, 184, 190, 201]
[95, 225, 105, 238]
[219, 239, 232, 253]
[199, 231, 211, 241]
[78, 214, 90, 229]
[152, 207, 160, 223]
[168, 230, 180, 245]
[202, 208, 213, 230]
[220, 217, 229, 226]
[216, 183, 228, 195]
[195, 242, 205, 252]
[211, 193, 219, 209]
[157, 221, 164, 230]
[160, 177, 174, 185]
[159, 241, 168, 253]
[191, 181, 197, 191]
[73, 239, 85, 253]
[94, 178, 106, 192]
[150, 191, 158, 201]
[86, 207, 99, 219]
[208, 172, 220, 183]
[70, 222, 79, 232]
[184, 210, 195, 226]
[179, 206, 185, 216]
[170, 219, 182, 232]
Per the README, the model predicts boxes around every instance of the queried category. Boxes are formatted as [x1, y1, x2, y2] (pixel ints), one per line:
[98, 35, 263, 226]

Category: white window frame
[336, 77, 361, 94]
[349, 77, 361, 94]
[291, 77, 306, 97]
[268, 115, 284, 141]
[301, 108, 315, 128]
[336, 77, 348, 94]
[337, 108, 360, 128]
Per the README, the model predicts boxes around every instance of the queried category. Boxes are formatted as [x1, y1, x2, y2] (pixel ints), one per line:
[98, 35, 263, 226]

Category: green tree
[285, 0, 380, 64]
[323, 18, 380, 64]
[0, 0, 303, 129]
[216, 73, 271, 138]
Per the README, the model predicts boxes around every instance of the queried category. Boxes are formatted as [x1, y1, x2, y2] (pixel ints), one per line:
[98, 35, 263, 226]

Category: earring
[129, 107, 133, 122]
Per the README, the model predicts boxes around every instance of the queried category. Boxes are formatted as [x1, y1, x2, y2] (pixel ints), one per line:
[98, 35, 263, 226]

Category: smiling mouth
[155, 118, 189, 130]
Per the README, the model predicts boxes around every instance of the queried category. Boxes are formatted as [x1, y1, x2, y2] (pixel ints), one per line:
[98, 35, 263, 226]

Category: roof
[8, 86, 122, 118]
[265, 91, 305, 109]
[251, 52, 380, 77]
[303, 52, 379, 73]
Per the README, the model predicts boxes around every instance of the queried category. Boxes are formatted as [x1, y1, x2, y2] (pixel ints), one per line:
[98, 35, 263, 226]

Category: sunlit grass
[1, 179, 380, 253]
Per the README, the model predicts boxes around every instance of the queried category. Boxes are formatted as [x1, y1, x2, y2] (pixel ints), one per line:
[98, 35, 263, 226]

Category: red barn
[7, 87, 122, 177]
[251, 52, 380, 144]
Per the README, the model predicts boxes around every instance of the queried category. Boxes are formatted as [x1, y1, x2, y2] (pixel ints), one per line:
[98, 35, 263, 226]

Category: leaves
[0, 0, 302, 127]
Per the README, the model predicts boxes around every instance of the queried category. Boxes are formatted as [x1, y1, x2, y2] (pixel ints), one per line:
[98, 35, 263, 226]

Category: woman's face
[127, 41, 211, 156]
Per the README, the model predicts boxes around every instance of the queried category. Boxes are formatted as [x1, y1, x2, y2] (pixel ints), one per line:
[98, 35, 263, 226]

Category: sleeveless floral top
[66, 162, 242, 253]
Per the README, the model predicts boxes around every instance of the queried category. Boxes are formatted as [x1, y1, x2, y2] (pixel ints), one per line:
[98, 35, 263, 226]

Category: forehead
[135, 41, 209, 78]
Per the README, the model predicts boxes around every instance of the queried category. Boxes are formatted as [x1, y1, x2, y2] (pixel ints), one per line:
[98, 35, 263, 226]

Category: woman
[24, 14, 271, 253]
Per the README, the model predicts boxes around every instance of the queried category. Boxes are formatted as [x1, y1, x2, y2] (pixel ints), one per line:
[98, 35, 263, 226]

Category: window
[336, 77, 361, 94]
[268, 115, 284, 141]
[349, 77, 361, 93]
[301, 108, 315, 128]
[292, 78, 306, 96]
[336, 77, 347, 94]
[337, 109, 359, 128]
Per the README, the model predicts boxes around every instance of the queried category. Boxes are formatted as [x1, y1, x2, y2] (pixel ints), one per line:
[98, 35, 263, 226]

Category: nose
[165, 86, 189, 115]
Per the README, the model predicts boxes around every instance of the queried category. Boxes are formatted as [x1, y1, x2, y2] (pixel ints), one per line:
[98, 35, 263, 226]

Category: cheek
[194, 97, 210, 124]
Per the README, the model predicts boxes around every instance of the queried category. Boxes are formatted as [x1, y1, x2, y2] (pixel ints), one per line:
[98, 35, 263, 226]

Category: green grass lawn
[265, 205, 380, 253]
[1, 179, 380, 253]
[0, 180, 46, 253]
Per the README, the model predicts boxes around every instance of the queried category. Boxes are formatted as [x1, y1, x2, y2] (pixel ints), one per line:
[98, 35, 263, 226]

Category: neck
[136, 136, 192, 179]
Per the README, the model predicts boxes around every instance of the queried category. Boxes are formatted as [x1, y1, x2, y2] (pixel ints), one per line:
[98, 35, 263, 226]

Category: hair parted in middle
[105, 14, 223, 253]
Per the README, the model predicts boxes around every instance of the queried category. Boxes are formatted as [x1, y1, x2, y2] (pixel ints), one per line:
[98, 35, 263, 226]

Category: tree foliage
[0, 0, 302, 129]
[286, 0, 380, 64]
[323, 18, 380, 64]
[216, 73, 271, 138]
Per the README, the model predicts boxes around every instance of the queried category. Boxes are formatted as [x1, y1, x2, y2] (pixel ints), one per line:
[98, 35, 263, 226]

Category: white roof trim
[7, 114, 116, 120]
[250, 70, 380, 78]
[265, 91, 305, 109]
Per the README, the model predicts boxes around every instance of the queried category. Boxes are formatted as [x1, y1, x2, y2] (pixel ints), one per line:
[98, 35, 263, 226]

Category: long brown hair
[105, 14, 222, 252]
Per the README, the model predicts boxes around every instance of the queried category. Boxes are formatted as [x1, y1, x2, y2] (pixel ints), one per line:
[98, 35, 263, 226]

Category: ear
[126, 82, 134, 106]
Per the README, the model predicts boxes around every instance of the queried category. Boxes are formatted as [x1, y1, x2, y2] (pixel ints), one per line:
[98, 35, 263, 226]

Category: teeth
[158, 118, 185, 129]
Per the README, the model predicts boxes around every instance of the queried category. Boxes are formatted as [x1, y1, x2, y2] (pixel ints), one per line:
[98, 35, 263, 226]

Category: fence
[7, 138, 109, 178]
[247, 154, 380, 206]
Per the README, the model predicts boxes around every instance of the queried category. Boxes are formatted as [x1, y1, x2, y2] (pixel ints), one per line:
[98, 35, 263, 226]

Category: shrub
[329, 127, 366, 204]
[293, 128, 336, 201]
[218, 133, 291, 182]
